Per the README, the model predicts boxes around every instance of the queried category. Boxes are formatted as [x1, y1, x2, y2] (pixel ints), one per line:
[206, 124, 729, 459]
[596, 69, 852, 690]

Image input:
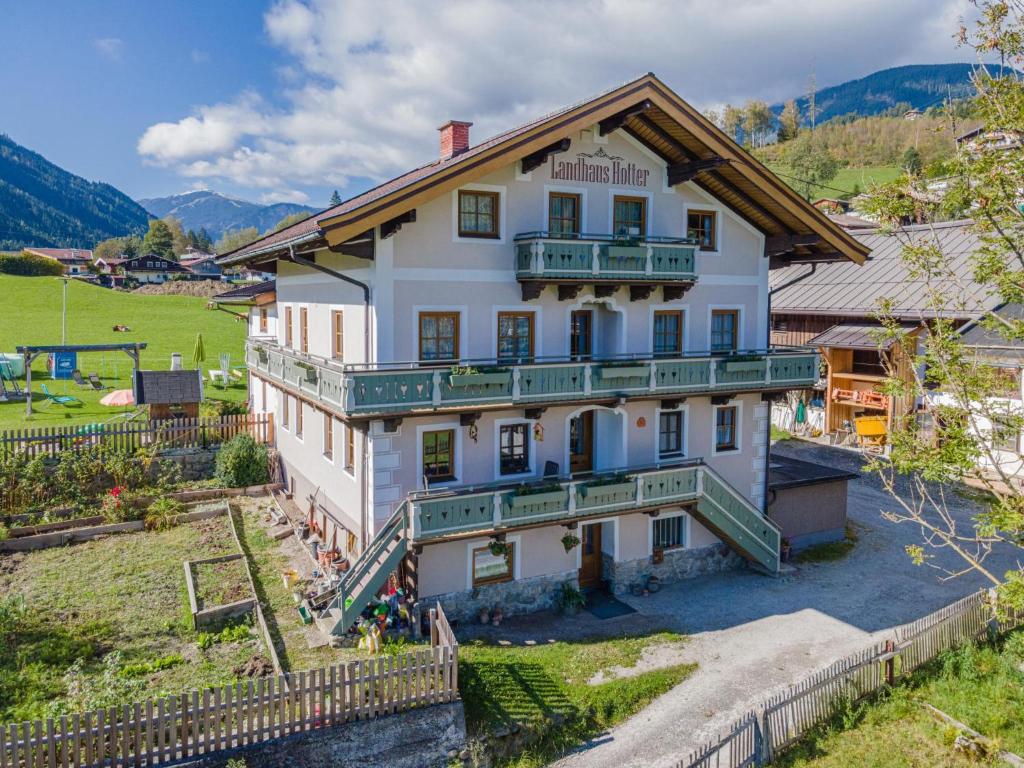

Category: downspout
[763, 262, 817, 515]
[285, 245, 374, 549]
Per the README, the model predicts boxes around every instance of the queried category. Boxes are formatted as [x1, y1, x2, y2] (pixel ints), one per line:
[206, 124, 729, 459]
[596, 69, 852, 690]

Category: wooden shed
[133, 369, 203, 420]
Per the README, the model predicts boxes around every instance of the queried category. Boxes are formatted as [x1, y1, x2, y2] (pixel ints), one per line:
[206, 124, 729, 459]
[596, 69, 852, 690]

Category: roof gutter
[217, 229, 322, 267]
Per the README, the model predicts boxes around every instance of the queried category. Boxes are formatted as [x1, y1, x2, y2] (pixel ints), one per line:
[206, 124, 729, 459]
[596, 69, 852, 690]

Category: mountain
[138, 190, 317, 239]
[0, 133, 150, 251]
[773, 63, 1008, 125]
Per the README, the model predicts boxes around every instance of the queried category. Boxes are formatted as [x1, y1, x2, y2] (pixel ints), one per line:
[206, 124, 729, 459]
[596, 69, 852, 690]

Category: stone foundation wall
[174, 701, 465, 768]
[605, 544, 745, 595]
[425, 569, 578, 623]
[155, 447, 218, 481]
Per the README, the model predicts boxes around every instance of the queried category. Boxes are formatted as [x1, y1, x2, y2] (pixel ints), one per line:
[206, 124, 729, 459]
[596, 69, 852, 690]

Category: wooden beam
[768, 251, 848, 269]
[663, 283, 693, 301]
[594, 284, 620, 298]
[629, 285, 655, 302]
[667, 157, 728, 185]
[558, 284, 584, 301]
[521, 282, 544, 301]
[460, 412, 482, 427]
[380, 210, 416, 239]
[525, 407, 547, 420]
[328, 228, 375, 260]
[521, 138, 571, 174]
[764, 233, 821, 257]
[599, 99, 653, 136]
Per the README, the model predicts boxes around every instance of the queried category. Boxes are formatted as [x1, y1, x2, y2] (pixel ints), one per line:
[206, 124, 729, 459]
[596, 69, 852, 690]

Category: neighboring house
[213, 280, 277, 340]
[133, 368, 204, 419]
[218, 73, 867, 634]
[93, 256, 125, 274]
[23, 247, 93, 275]
[903, 108, 924, 120]
[770, 219, 999, 445]
[956, 125, 1021, 153]
[119, 254, 190, 284]
[181, 254, 223, 279]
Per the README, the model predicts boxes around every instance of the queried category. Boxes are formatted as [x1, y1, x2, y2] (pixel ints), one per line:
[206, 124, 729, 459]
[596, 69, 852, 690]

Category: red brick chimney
[439, 120, 472, 160]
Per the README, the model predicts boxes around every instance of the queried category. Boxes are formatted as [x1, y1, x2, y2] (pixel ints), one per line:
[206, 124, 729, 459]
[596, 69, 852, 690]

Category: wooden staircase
[693, 464, 781, 573]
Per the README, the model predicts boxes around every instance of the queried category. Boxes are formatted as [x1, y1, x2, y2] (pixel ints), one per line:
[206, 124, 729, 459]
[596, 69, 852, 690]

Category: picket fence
[682, 589, 1020, 768]
[0, 414, 272, 458]
[0, 604, 458, 768]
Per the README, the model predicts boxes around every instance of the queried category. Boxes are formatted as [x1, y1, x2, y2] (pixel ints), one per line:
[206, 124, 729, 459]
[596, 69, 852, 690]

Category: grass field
[767, 165, 902, 200]
[0, 275, 247, 430]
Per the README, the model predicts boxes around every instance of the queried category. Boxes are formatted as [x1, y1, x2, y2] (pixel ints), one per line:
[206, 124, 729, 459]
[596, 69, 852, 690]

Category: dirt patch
[132, 280, 225, 298]
[234, 654, 274, 678]
[588, 637, 691, 685]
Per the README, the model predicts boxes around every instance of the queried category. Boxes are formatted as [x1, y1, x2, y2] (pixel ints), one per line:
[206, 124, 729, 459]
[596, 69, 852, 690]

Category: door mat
[586, 591, 637, 620]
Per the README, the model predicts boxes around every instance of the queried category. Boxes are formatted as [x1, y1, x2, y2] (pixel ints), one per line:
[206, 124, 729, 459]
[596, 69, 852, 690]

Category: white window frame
[649, 303, 689, 357]
[293, 397, 304, 443]
[707, 305, 745, 353]
[494, 418, 536, 480]
[416, 421, 462, 490]
[280, 392, 290, 432]
[648, 509, 691, 553]
[342, 423, 357, 478]
[682, 202, 723, 255]
[712, 399, 743, 456]
[466, 533, 521, 589]
[655, 404, 689, 462]
[452, 183, 507, 244]
[322, 412, 335, 464]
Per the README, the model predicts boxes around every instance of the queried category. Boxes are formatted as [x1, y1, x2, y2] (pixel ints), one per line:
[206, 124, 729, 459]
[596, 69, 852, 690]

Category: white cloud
[94, 37, 124, 61]
[138, 0, 979, 196]
[258, 188, 311, 205]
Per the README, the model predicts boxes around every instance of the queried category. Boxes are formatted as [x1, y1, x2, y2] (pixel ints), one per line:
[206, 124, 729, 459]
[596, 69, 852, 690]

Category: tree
[703, 108, 721, 128]
[722, 104, 744, 144]
[329, 190, 342, 206]
[272, 212, 310, 232]
[901, 145, 924, 176]
[93, 235, 141, 261]
[778, 99, 801, 142]
[859, 1, 1024, 613]
[742, 100, 774, 148]
[215, 227, 260, 255]
[783, 133, 839, 199]
[141, 219, 174, 258]
[162, 216, 188, 258]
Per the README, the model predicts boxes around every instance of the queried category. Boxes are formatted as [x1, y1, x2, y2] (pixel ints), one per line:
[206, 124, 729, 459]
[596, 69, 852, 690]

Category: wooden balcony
[246, 341, 819, 420]
[513, 232, 697, 300]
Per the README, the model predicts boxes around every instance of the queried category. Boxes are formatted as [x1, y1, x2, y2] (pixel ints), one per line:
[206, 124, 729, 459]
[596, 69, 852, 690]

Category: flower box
[607, 244, 646, 260]
[449, 372, 509, 388]
[256, 348, 269, 364]
[578, 480, 636, 504]
[599, 365, 650, 379]
[721, 359, 765, 373]
[510, 489, 567, 509]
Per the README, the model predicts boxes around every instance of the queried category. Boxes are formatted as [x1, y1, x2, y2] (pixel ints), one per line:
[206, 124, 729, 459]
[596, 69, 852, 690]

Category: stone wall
[605, 544, 745, 595]
[425, 569, 578, 623]
[174, 701, 466, 768]
[156, 447, 218, 481]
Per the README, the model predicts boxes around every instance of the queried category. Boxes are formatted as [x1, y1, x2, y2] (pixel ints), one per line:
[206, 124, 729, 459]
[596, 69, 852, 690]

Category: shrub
[200, 399, 249, 419]
[0, 252, 65, 276]
[214, 434, 269, 488]
[144, 498, 185, 531]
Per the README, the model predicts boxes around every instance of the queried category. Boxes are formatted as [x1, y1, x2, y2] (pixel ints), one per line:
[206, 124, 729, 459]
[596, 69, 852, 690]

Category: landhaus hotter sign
[549, 147, 651, 187]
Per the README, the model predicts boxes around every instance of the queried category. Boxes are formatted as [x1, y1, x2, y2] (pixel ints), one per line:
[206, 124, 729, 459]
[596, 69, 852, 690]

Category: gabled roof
[213, 280, 276, 303]
[133, 369, 202, 405]
[25, 248, 93, 262]
[807, 322, 920, 350]
[220, 73, 868, 267]
[120, 254, 190, 272]
[770, 220, 995, 321]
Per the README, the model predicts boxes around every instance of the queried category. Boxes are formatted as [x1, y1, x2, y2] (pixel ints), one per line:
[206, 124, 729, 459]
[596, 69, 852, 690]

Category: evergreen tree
[329, 190, 342, 206]
[141, 219, 174, 258]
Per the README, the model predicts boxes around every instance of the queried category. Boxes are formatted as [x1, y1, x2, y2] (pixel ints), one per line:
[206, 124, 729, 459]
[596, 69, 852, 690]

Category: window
[715, 405, 738, 452]
[613, 195, 646, 238]
[285, 306, 293, 347]
[653, 515, 686, 550]
[294, 399, 304, 438]
[323, 413, 333, 460]
[419, 312, 460, 362]
[497, 312, 534, 363]
[259, 308, 268, 333]
[687, 210, 717, 251]
[499, 423, 530, 475]
[332, 310, 344, 360]
[659, 410, 685, 459]
[299, 307, 308, 354]
[851, 349, 886, 376]
[346, 531, 358, 556]
[281, 393, 290, 430]
[261, 380, 267, 411]
[570, 310, 593, 360]
[653, 310, 684, 357]
[548, 192, 581, 236]
[345, 425, 355, 472]
[458, 190, 500, 238]
[422, 429, 455, 481]
[711, 309, 739, 352]
[472, 542, 514, 585]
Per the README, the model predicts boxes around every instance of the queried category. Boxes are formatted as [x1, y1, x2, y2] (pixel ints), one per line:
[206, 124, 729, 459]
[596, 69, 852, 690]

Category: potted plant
[598, 360, 650, 379]
[578, 474, 636, 507]
[448, 365, 510, 388]
[295, 360, 319, 384]
[255, 346, 269, 364]
[561, 532, 581, 552]
[491, 606, 504, 626]
[488, 539, 510, 558]
[509, 483, 568, 510]
[781, 538, 792, 563]
[720, 354, 766, 374]
[554, 583, 587, 616]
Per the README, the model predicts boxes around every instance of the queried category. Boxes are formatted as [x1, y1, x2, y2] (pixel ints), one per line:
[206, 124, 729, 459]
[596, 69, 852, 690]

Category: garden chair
[71, 369, 90, 389]
[40, 383, 83, 407]
[87, 373, 107, 391]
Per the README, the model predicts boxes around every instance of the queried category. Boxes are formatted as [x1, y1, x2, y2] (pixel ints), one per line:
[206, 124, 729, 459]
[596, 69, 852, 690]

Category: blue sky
[1, 1, 980, 211]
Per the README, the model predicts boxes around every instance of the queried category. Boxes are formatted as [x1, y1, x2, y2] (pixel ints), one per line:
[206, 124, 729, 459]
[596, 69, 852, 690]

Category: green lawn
[0, 275, 247, 430]
[0, 514, 266, 722]
[459, 631, 695, 766]
[766, 164, 902, 200]
[776, 633, 1024, 767]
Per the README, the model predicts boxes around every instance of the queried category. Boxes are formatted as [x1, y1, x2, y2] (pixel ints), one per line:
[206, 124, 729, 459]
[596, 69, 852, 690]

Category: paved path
[550, 440, 1019, 768]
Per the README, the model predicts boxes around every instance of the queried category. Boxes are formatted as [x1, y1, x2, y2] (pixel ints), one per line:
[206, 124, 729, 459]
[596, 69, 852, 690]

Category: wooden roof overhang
[226, 74, 868, 269]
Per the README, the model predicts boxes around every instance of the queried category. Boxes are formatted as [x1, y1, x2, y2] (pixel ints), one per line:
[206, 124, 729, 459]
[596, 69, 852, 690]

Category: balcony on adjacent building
[513, 232, 698, 300]
[246, 340, 819, 420]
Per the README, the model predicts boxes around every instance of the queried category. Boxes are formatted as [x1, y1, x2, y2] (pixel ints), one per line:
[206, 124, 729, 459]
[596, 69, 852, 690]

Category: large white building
[220, 75, 867, 632]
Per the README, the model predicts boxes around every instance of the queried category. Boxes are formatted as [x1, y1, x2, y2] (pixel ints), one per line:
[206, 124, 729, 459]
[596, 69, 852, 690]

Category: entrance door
[579, 523, 603, 589]
[569, 410, 594, 474]
[570, 310, 593, 361]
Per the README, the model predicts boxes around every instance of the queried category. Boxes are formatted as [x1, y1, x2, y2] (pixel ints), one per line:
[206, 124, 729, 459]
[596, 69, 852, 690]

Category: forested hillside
[0, 134, 149, 250]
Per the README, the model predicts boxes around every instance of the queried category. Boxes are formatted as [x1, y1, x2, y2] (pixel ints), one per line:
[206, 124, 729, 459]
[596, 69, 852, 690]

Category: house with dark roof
[23, 248, 93, 276]
[119, 254, 190, 284]
[218, 73, 867, 636]
[213, 280, 277, 338]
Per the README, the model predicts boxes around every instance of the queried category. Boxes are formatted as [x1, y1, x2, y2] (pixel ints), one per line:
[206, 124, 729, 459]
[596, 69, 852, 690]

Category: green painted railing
[409, 461, 780, 572]
[247, 341, 818, 418]
[514, 233, 697, 282]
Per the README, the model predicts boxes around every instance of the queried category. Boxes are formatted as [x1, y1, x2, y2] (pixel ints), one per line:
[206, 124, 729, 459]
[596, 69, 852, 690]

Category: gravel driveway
[550, 438, 1020, 768]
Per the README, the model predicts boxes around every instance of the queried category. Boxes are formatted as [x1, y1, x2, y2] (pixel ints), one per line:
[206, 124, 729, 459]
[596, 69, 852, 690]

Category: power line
[769, 169, 869, 197]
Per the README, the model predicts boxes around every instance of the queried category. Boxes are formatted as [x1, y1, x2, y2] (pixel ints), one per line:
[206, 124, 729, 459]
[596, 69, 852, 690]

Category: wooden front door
[569, 410, 594, 474]
[570, 310, 593, 360]
[579, 523, 603, 588]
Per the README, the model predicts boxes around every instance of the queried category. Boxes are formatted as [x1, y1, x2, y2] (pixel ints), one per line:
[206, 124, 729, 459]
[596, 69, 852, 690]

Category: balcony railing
[407, 459, 781, 572]
[246, 341, 819, 418]
[514, 232, 697, 282]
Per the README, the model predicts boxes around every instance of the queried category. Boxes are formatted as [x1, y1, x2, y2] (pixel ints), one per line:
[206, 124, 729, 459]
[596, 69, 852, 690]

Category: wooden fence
[0, 605, 458, 768]
[681, 588, 1021, 768]
[0, 414, 272, 458]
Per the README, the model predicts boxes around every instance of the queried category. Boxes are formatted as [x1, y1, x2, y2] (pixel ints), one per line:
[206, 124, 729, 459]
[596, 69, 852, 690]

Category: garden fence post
[756, 708, 770, 766]
[884, 639, 895, 686]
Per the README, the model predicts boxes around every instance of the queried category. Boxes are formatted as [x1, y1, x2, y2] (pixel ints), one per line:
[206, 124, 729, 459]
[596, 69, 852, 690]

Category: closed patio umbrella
[192, 333, 206, 367]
